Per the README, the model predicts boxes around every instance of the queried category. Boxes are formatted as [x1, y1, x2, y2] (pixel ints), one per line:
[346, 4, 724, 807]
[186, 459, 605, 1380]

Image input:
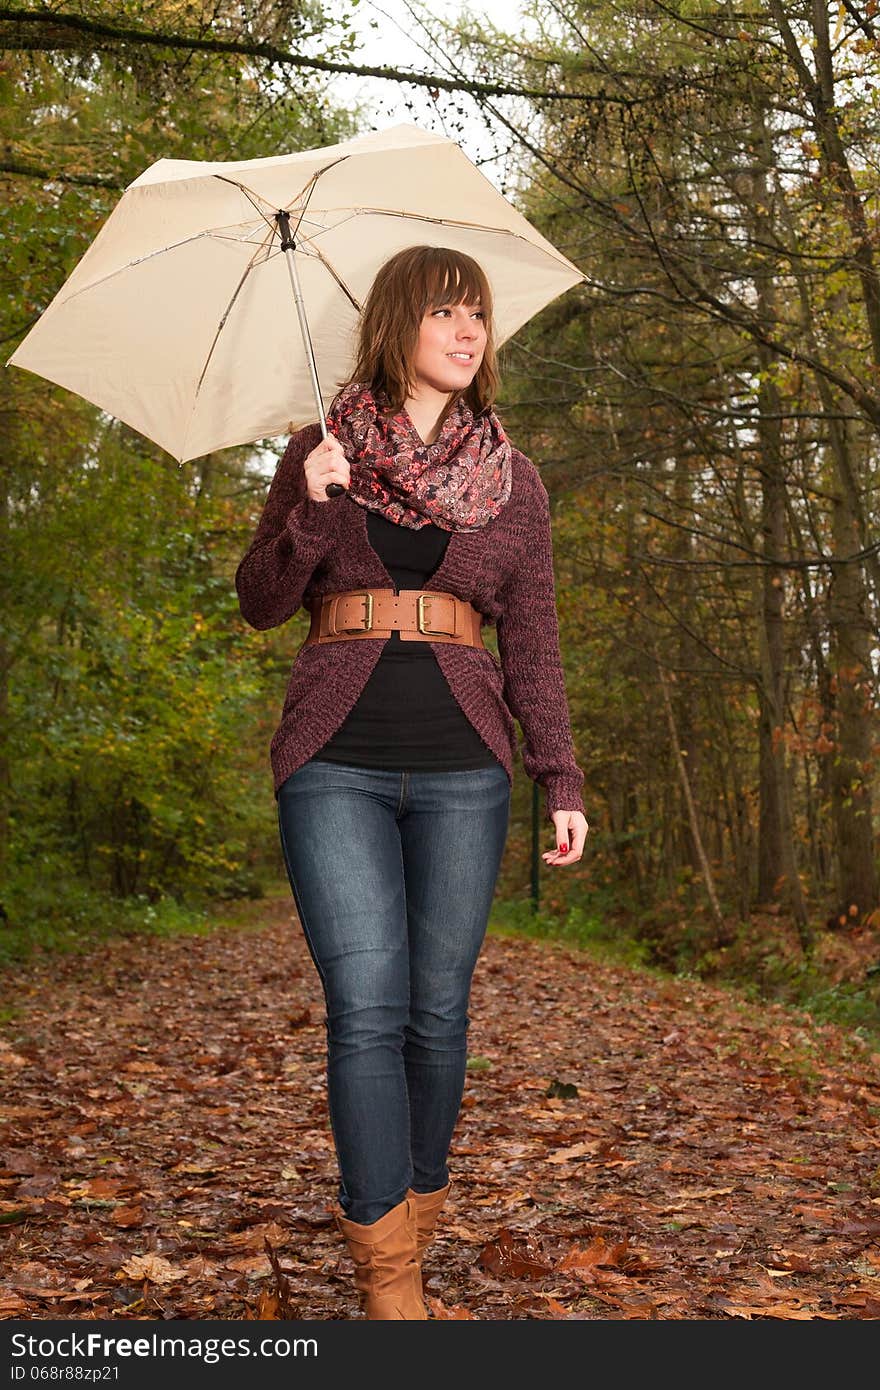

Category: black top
[312, 509, 502, 771]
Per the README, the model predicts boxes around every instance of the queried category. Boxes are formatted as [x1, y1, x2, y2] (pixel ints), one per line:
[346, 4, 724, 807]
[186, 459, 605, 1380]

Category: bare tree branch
[0, 159, 122, 189]
[0, 6, 629, 103]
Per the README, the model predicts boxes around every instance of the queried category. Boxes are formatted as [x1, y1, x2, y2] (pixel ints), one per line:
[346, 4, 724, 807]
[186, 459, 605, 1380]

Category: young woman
[235, 245, 588, 1320]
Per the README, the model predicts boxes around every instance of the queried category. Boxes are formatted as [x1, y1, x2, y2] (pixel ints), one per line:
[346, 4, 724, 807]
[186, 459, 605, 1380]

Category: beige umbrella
[6, 122, 585, 472]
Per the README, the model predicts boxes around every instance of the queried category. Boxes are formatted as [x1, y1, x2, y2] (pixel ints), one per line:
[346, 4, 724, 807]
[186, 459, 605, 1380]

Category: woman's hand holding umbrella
[304, 435, 349, 499]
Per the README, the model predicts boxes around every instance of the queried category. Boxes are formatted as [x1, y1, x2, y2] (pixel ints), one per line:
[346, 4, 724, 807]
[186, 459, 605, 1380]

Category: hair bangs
[422, 254, 485, 313]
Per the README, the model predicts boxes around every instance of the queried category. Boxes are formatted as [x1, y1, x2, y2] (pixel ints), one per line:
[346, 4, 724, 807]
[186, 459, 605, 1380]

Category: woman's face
[410, 298, 487, 396]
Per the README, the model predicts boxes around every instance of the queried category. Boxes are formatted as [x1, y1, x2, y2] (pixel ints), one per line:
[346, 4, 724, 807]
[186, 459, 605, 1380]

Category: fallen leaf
[477, 1228, 553, 1279]
[535, 1293, 575, 1317]
[546, 1141, 603, 1163]
[0, 1293, 29, 1316]
[428, 1298, 477, 1319]
[226, 1221, 288, 1250]
[119, 1253, 182, 1284]
[558, 1237, 628, 1271]
[224, 1253, 273, 1276]
[111, 1205, 145, 1228]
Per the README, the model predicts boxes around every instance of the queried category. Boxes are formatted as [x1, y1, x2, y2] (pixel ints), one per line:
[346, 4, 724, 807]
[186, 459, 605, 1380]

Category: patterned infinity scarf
[325, 380, 512, 531]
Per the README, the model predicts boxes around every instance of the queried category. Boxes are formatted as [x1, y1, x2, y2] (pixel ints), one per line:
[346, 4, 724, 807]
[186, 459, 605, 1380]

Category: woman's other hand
[542, 810, 589, 867]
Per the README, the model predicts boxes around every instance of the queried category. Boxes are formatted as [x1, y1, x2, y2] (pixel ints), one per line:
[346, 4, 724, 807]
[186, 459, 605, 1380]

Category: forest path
[1, 897, 878, 1320]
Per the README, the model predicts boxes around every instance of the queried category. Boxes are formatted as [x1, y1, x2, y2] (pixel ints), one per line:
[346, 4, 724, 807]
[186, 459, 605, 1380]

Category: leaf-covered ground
[1, 897, 879, 1320]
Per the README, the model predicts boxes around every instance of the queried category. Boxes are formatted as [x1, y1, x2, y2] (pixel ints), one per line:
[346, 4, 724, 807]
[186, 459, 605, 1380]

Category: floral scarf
[325, 380, 512, 531]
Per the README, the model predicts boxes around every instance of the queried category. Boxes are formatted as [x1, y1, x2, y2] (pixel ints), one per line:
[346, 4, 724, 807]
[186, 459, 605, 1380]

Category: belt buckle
[417, 593, 456, 637]
[336, 591, 374, 634]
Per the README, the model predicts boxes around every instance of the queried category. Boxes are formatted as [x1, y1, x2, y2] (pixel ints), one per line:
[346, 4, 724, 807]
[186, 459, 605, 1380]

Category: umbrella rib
[210, 164, 341, 262]
[196, 230, 275, 393]
[212, 154, 349, 232]
[183, 224, 276, 457]
[180, 168, 356, 457]
[289, 166, 322, 244]
[212, 175, 278, 232]
[268, 236, 361, 314]
[46, 230, 259, 307]
[316, 206, 574, 255]
[220, 165, 363, 338]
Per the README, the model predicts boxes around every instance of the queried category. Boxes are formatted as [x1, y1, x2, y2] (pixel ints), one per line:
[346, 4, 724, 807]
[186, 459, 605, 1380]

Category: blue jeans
[276, 758, 511, 1225]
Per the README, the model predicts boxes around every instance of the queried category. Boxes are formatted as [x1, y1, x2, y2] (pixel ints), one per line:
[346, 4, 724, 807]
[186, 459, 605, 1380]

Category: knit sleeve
[234, 426, 341, 631]
[496, 466, 586, 823]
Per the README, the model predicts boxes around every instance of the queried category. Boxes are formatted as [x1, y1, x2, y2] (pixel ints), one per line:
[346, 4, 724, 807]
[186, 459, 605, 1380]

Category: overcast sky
[324, 0, 534, 189]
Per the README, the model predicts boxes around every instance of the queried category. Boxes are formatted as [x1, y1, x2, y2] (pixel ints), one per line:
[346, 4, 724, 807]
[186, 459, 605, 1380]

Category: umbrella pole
[275, 211, 345, 496]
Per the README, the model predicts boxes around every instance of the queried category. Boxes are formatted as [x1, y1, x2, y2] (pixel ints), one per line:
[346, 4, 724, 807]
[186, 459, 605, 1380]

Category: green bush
[490, 894, 651, 968]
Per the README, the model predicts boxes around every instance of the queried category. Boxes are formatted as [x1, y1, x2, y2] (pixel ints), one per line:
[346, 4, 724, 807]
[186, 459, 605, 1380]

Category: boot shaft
[336, 1195, 427, 1320]
[406, 1181, 452, 1265]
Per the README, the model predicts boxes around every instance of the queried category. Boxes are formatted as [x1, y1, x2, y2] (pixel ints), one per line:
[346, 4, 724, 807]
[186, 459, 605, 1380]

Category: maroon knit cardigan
[235, 423, 585, 822]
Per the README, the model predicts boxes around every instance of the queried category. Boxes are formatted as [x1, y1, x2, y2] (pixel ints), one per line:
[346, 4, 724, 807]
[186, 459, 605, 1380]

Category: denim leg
[277, 761, 412, 1225]
[399, 764, 511, 1193]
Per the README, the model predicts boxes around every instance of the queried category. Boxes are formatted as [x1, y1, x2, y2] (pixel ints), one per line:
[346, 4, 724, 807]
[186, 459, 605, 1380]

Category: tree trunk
[750, 97, 811, 944]
[654, 642, 728, 943]
[673, 449, 700, 873]
[828, 455, 878, 911]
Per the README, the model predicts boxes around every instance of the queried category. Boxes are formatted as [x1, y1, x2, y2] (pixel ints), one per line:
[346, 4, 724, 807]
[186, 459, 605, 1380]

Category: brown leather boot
[335, 1196, 427, 1320]
[406, 1180, 452, 1269]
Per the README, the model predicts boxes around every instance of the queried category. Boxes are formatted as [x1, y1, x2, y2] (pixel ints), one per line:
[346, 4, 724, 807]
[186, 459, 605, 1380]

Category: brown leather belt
[303, 588, 486, 649]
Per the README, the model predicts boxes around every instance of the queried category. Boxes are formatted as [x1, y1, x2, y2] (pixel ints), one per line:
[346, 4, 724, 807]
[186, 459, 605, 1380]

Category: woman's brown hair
[336, 245, 500, 418]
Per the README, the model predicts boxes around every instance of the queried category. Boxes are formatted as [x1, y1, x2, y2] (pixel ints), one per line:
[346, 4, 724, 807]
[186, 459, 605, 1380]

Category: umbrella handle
[276, 211, 348, 501]
[321, 413, 345, 497]
[319, 417, 345, 498]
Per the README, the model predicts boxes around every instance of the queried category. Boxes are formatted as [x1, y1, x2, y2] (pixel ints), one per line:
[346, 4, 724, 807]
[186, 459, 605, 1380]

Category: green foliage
[490, 894, 651, 969]
[690, 924, 880, 1043]
[4, 422, 272, 919]
[489, 891, 880, 1043]
[0, 861, 209, 969]
[797, 976, 880, 1042]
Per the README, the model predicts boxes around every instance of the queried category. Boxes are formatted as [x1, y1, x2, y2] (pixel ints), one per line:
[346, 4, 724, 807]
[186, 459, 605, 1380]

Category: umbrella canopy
[7, 123, 585, 463]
